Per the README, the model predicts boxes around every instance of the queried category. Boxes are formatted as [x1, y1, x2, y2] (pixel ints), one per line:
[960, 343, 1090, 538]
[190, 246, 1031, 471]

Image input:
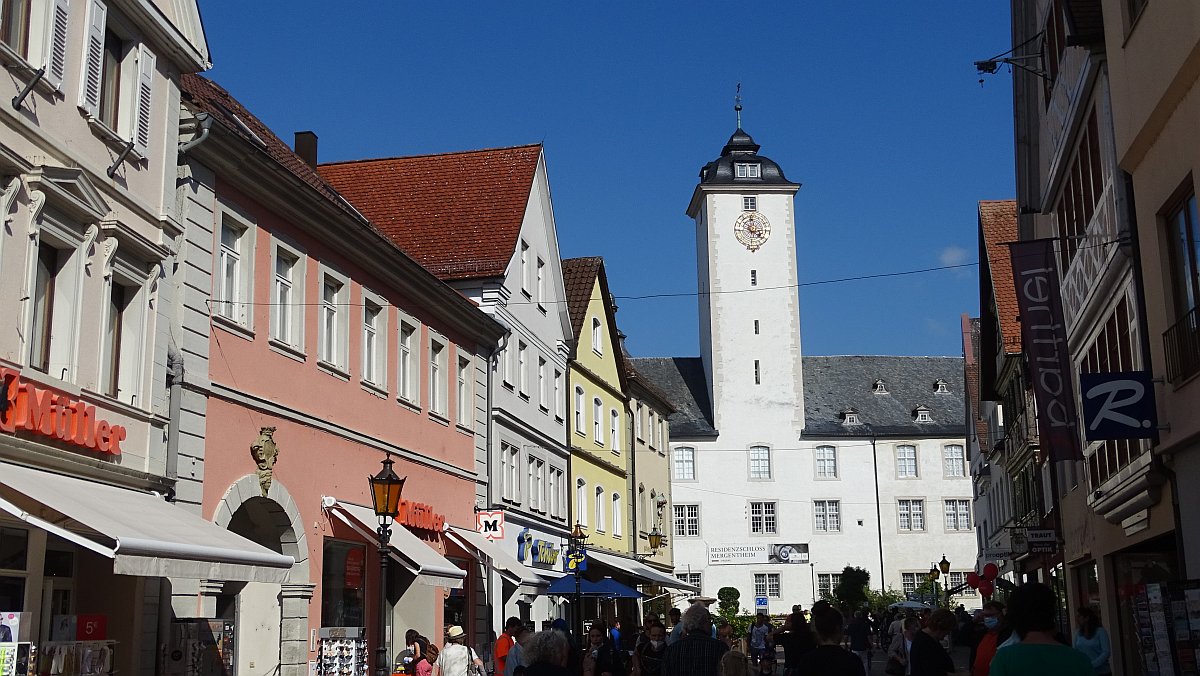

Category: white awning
[0, 461, 294, 583]
[325, 498, 465, 589]
[445, 526, 546, 595]
[586, 549, 699, 593]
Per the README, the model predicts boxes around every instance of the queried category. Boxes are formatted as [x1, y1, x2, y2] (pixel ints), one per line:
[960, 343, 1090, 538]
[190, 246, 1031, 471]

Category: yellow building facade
[562, 258, 630, 555]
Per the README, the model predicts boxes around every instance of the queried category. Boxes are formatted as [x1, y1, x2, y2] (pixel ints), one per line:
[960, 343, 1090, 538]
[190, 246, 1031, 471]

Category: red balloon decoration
[978, 580, 995, 598]
[966, 572, 981, 589]
[982, 563, 999, 581]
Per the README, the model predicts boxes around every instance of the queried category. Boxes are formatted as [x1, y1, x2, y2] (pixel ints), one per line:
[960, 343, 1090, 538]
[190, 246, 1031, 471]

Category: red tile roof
[561, 257, 603, 344]
[318, 145, 542, 281]
[979, 200, 1021, 353]
[561, 256, 629, 392]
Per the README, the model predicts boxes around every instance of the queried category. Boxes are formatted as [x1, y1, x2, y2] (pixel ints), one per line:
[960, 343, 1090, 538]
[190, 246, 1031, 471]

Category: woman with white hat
[433, 626, 485, 676]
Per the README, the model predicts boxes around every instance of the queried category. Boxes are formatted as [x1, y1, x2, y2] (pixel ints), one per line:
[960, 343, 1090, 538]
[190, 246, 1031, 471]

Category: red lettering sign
[396, 499, 445, 532]
[0, 369, 125, 455]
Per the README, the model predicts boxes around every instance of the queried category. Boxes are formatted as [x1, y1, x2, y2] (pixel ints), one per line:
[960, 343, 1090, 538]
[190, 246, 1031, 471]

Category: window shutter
[79, 0, 105, 115]
[133, 44, 155, 155]
[45, 0, 70, 89]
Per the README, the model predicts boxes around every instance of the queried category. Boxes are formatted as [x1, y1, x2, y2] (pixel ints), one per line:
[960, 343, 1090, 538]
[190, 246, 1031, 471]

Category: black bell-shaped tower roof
[698, 127, 795, 186]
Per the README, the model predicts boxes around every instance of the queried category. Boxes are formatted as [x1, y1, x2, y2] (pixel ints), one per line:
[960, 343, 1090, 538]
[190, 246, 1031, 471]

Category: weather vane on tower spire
[735, 82, 743, 129]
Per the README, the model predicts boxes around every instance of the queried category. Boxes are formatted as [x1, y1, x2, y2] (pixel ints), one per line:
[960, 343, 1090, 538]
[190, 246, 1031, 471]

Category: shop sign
[0, 369, 126, 455]
[1079, 371, 1158, 441]
[397, 500, 444, 532]
[344, 548, 364, 589]
[476, 510, 504, 541]
[1008, 240, 1081, 461]
[515, 528, 560, 568]
[708, 543, 770, 566]
[75, 614, 106, 641]
[565, 547, 587, 572]
[1027, 529, 1056, 543]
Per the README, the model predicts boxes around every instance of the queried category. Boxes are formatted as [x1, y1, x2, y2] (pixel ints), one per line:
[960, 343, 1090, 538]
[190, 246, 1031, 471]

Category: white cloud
[939, 245, 969, 267]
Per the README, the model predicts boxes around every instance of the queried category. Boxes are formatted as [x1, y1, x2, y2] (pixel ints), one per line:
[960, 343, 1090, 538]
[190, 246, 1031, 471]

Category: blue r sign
[1079, 371, 1157, 441]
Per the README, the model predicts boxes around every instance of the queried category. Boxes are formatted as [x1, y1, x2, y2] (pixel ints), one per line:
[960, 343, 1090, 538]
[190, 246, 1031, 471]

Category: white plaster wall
[697, 190, 804, 434]
[671, 435, 977, 610]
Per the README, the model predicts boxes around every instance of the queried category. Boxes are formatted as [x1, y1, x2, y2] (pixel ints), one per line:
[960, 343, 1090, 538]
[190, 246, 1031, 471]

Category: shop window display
[322, 540, 366, 629]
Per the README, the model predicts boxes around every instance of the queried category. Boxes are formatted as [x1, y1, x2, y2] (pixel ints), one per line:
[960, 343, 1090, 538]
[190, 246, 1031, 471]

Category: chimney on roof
[294, 131, 318, 168]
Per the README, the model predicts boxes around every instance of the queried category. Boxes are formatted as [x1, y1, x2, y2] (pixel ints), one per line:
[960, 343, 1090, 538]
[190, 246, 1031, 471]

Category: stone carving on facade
[251, 426, 279, 496]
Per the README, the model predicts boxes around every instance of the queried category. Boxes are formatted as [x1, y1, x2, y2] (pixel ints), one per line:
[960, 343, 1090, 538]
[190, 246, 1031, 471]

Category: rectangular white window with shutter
[79, 0, 155, 156]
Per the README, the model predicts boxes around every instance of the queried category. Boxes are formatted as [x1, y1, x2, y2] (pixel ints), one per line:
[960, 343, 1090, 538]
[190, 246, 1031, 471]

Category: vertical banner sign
[1008, 239, 1082, 461]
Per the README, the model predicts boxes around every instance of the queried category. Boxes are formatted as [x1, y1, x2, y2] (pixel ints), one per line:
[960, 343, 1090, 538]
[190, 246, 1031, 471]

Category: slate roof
[631, 355, 966, 440]
[180, 74, 360, 223]
[627, 357, 717, 438]
[979, 200, 1021, 353]
[318, 145, 542, 281]
[801, 356, 966, 437]
[698, 127, 796, 187]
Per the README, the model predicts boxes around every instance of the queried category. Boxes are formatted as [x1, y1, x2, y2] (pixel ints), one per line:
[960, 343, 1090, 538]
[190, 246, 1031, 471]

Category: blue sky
[201, 2, 1014, 359]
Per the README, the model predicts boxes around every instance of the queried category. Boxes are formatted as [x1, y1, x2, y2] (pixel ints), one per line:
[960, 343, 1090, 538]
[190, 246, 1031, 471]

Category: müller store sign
[0, 369, 127, 455]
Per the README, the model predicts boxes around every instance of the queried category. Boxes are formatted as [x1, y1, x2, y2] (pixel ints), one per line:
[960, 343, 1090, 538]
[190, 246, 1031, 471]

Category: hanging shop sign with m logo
[1079, 371, 1158, 441]
[1008, 239, 1081, 461]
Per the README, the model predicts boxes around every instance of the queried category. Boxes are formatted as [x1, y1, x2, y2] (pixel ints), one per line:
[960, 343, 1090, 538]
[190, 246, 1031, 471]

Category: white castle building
[633, 125, 977, 612]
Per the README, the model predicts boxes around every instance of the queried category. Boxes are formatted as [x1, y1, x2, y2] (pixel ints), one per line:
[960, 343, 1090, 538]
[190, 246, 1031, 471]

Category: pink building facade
[176, 75, 504, 676]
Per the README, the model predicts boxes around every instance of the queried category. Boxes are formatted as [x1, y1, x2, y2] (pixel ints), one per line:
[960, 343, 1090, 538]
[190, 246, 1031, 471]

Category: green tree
[832, 566, 871, 610]
[864, 587, 906, 615]
[717, 587, 742, 620]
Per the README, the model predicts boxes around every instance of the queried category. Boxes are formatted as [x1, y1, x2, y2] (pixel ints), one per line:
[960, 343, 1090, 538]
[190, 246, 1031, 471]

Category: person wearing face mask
[632, 623, 667, 676]
[971, 601, 1006, 676]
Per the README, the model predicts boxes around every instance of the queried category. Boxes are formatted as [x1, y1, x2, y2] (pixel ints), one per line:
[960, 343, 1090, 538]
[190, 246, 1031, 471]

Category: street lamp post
[926, 564, 940, 608]
[368, 455, 406, 676]
[568, 523, 589, 641]
[938, 555, 952, 608]
[809, 563, 816, 604]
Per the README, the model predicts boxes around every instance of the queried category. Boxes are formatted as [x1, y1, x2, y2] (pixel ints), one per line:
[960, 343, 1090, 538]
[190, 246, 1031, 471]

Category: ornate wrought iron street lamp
[369, 455, 405, 676]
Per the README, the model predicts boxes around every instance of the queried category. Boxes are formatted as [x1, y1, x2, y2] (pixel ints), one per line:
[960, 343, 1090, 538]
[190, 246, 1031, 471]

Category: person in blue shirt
[1071, 607, 1111, 675]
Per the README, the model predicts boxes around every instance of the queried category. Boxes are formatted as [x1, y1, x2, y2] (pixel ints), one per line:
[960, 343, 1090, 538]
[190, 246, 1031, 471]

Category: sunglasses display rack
[316, 628, 367, 676]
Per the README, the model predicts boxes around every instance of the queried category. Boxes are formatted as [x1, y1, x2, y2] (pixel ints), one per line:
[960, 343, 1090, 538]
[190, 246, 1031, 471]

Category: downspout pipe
[484, 327, 509, 633]
[870, 433, 886, 587]
[166, 340, 183, 484]
[178, 112, 212, 155]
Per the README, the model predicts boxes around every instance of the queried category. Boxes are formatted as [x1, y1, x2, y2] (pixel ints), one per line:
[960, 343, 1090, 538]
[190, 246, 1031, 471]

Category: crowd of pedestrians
[397, 582, 1111, 676]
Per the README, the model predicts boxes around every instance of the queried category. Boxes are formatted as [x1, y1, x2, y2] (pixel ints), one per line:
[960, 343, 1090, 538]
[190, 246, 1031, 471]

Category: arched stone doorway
[213, 476, 313, 676]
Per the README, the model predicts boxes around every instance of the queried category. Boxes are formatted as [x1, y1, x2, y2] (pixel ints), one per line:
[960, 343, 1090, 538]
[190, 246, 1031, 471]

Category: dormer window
[914, 405, 932, 423]
[841, 408, 860, 426]
[735, 163, 761, 179]
[934, 379, 949, 394]
[743, 196, 757, 211]
[873, 379, 888, 394]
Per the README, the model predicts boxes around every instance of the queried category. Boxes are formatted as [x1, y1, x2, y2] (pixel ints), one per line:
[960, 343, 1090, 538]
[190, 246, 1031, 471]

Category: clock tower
[685, 126, 805, 433]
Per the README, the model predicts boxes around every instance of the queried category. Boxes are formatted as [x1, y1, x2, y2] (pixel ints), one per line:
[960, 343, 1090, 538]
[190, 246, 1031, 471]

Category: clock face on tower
[734, 211, 772, 251]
